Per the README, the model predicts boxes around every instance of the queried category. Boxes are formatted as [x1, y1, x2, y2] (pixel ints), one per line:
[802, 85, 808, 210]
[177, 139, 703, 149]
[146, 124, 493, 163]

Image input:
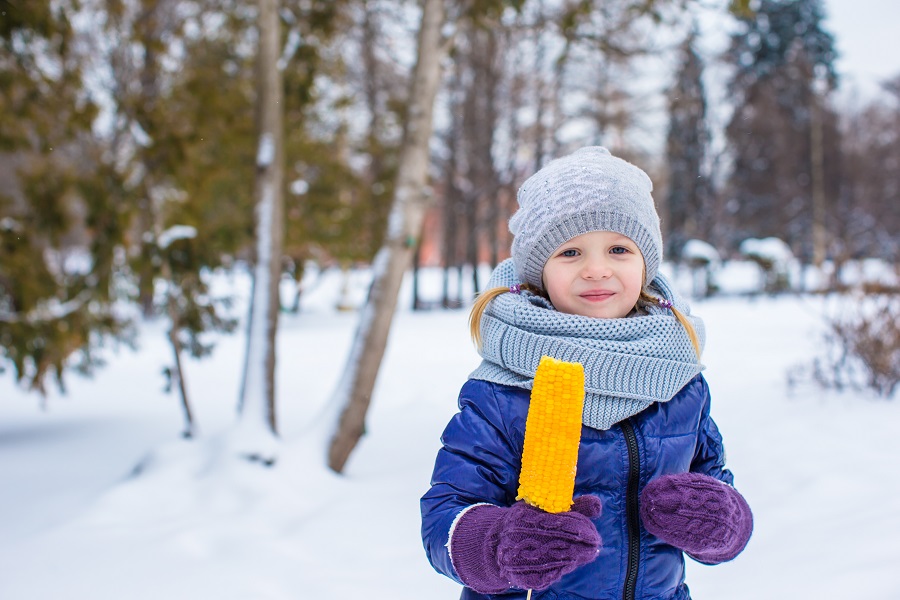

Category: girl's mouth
[580, 290, 614, 301]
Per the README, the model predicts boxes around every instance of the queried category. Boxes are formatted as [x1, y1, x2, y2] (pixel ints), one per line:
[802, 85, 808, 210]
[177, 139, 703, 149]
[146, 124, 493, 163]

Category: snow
[237, 180, 278, 458]
[325, 247, 391, 444]
[0, 290, 92, 324]
[44, 246, 95, 277]
[130, 120, 152, 147]
[682, 239, 721, 265]
[838, 258, 898, 288]
[2, 264, 899, 600]
[0, 216, 22, 232]
[157, 224, 198, 249]
[739, 236, 795, 267]
[278, 29, 303, 72]
[289, 178, 309, 196]
[256, 133, 275, 168]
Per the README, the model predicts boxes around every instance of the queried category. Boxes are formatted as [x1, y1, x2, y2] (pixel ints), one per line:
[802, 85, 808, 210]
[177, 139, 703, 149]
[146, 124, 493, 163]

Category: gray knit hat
[509, 146, 663, 290]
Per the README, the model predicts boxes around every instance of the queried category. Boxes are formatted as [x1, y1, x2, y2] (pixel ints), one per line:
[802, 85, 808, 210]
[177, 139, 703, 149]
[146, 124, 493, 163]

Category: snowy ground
[1, 264, 899, 599]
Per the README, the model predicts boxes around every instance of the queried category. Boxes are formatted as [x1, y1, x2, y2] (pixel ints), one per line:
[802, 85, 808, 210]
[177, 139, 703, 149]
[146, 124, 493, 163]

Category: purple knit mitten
[640, 472, 753, 564]
[450, 496, 602, 594]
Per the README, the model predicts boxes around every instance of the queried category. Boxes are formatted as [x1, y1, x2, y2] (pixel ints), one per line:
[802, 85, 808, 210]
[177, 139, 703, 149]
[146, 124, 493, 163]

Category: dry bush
[810, 294, 900, 398]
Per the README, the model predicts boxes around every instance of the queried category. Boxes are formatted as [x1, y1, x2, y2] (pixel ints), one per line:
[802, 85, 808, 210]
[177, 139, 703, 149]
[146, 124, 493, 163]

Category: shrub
[810, 294, 900, 398]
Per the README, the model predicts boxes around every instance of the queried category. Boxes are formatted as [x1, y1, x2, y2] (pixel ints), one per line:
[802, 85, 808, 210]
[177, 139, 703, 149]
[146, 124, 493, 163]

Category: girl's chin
[569, 302, 630, 319]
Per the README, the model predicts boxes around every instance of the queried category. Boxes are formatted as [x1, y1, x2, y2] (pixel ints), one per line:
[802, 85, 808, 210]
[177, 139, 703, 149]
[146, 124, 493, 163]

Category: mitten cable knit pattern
[450, 497, 602, 594]
[640, 472, 753, 564]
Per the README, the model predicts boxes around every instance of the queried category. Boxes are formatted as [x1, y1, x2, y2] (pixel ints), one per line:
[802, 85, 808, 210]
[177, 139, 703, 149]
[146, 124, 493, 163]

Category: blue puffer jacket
[421, 374, 733, 600]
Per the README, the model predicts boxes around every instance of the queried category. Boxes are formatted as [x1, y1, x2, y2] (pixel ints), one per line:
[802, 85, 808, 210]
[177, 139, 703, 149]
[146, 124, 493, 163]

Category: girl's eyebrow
[609, 234, 637, 246]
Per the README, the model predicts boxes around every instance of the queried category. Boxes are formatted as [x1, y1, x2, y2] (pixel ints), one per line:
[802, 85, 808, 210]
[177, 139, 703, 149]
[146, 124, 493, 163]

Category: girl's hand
[450, 496, 602, 594]
[639, 472, 753, 564]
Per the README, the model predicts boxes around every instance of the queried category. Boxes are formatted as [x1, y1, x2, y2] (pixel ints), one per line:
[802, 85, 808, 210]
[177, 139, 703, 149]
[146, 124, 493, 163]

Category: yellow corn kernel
[516, 356, 585, 514]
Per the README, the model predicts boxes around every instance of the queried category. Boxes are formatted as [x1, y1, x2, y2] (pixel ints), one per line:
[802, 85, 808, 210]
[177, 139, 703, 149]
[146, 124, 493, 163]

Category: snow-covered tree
[724, 0, 840, 262]
[235, 0, 284, 461]
[0, 1, 130, 393]
[101, 0, 252, 435]
[327, 0, 450, 473]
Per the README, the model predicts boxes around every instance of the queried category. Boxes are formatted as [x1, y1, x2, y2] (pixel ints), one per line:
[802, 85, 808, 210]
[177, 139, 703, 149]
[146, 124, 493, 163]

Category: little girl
[421, 147, 752, 600]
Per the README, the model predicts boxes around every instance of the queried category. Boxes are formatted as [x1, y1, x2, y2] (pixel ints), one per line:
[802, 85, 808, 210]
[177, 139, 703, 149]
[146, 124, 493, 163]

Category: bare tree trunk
[288, 259, 304, 313]
[160, 258, 195, 439]
[464, 190, 480, 294]
[810, 90, 827, 270]
[166, 313, 194, 438]
[169, 342, 193, 435]
[441, 151, 461, 308]
[238, 0, 284, 456]
[441, 56, 462, 309]
[138, 239, 156, 318]
[328, 0, 447, 473]
[360, 0, 390, 249]
[461, 30, 484, 294]
[533, 27, 548, 172]
[134, 0, 168, 319]
[412, 241, 422, 310]
[470, 27, 500, 268]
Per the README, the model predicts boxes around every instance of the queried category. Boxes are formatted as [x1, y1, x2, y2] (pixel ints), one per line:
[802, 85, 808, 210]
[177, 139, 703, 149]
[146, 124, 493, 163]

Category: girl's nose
[582, 257, 612, 279]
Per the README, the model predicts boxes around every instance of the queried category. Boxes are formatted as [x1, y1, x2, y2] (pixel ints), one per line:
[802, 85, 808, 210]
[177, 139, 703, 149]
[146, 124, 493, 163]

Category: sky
[824, 0, 900, 100]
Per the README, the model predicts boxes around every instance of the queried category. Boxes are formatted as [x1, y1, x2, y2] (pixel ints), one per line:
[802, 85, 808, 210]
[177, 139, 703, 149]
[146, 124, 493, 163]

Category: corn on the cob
[516, 356, 585, 514]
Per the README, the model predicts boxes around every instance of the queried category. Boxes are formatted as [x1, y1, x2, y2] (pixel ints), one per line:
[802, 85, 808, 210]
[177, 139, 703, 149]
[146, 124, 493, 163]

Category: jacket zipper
[621, 419, 641, 600]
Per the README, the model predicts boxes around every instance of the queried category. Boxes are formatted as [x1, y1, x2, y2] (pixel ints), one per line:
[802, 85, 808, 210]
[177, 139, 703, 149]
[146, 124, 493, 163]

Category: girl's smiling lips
[580, 290, 615, 301]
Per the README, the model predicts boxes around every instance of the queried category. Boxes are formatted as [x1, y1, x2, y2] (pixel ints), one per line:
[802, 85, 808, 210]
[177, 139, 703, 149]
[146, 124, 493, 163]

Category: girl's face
[542, 230, 644, 319]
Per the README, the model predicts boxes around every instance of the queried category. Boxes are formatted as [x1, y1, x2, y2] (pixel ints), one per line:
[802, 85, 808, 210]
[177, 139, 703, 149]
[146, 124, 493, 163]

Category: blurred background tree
[1, 0, 898, 420]
[664, 23, 714, 261]
[724, 0, 840, 264]
[1, 0, 130, 393]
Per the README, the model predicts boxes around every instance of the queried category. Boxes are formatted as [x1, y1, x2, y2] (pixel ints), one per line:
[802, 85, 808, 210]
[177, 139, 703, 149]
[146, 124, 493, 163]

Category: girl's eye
[560, 249, 579, 257]
[610, 246, 629, 255]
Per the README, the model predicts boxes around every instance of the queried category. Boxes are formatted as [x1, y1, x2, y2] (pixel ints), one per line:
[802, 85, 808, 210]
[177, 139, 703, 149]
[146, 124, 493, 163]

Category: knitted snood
[469, 259, 705, 430]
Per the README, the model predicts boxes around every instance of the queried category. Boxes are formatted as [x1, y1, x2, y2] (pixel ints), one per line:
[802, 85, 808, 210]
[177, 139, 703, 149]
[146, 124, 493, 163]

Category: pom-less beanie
[509, 146, 663, 290]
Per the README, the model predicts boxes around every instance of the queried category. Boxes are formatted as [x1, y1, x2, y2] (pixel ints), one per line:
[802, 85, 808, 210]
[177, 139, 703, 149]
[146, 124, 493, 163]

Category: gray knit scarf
[469, 258, 706, 430]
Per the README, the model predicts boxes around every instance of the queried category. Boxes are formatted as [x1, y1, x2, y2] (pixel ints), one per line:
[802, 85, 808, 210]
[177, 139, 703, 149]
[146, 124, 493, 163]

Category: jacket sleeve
[420, 381, 523, 584]
[689, 375, 735, 487]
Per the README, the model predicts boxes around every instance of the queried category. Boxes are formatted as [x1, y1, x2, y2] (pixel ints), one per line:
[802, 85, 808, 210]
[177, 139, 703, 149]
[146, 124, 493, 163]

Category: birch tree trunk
[327, 0, 447, 473]
[238, 0, 284, 456]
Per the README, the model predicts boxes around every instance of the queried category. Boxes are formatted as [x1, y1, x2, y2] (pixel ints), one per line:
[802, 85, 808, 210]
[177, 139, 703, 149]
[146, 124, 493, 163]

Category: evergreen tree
[664, 25, 712, 260]
[0, 0, 129, 393]
[100, 0, 253, 434]
[724, 0, 839, 261]
[282, 0, 398, 286]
